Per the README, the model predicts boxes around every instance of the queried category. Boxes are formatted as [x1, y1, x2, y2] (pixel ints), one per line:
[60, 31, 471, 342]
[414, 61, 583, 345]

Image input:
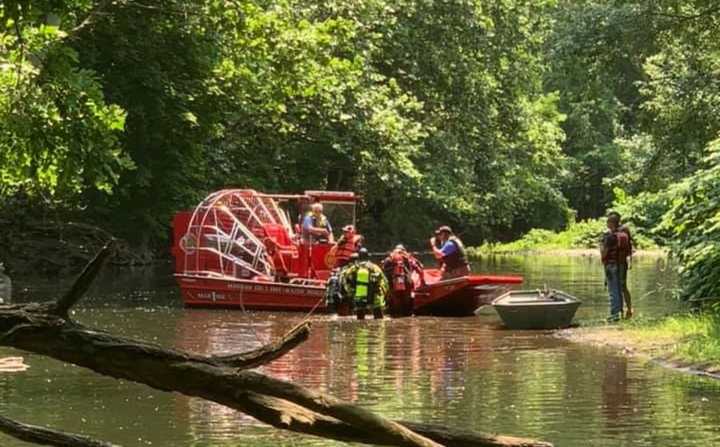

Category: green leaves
[0, 3, 129, 200]
[658, 139, 720, 303]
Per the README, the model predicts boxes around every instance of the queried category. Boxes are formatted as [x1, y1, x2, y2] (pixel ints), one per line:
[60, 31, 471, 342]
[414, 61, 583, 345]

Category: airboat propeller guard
[181, 189, 284, 280]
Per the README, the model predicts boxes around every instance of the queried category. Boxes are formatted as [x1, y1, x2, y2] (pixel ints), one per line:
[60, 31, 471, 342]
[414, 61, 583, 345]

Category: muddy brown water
[2, 254, 720, 446]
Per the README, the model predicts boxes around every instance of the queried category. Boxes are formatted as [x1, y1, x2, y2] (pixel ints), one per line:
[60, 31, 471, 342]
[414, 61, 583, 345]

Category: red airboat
[171, 189, 522, 316]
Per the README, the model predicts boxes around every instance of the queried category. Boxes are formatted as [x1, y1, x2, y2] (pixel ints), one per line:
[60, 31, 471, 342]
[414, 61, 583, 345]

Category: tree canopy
[1, 0, 719, 301]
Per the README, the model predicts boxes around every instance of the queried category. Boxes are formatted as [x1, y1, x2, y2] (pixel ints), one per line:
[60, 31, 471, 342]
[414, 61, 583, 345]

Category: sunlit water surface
[2, 254, 720, 447]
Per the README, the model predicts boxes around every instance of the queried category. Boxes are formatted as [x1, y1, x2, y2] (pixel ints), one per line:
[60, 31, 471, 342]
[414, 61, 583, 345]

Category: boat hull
[177, 270, 524, 317]
[492, 290, 581, 329]
[413, 270, 523, 317]
[177, 274, 327, 312]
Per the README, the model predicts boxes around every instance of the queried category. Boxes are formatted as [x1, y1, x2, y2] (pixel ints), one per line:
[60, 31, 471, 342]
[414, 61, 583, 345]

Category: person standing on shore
[600, 212, 632, 321]
[612, 212, 635, 318]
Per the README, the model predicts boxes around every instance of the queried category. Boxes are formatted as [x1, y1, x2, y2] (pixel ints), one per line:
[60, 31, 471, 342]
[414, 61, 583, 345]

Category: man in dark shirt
[600, 212, 631, 321]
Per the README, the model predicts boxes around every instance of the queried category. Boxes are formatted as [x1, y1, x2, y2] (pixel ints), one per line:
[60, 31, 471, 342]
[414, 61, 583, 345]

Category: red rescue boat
[171, 189, 522, 316]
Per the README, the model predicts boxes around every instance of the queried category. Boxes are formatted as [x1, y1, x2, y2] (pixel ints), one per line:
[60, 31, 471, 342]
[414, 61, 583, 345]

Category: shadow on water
[2, 254, 720, 446]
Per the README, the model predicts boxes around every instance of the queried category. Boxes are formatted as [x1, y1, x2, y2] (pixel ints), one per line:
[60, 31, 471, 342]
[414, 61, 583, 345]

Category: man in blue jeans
[601, 212, 631, 321]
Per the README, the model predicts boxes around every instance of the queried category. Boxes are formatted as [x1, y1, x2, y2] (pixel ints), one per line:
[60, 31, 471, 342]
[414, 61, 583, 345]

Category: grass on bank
[469, 218, 659, 256]
[569, 313, 720, 374]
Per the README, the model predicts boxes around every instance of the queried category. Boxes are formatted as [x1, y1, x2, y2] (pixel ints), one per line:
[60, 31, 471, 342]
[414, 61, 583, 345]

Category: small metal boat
[492, 288, 581, 329]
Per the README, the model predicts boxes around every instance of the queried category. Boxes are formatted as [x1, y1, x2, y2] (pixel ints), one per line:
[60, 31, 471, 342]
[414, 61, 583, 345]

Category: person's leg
[621, 263, 633, 318]
[605, 264, 622, 321]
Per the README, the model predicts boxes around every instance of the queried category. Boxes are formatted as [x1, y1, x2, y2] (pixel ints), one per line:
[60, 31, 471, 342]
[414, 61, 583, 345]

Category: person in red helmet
[430, 226, 470, 279]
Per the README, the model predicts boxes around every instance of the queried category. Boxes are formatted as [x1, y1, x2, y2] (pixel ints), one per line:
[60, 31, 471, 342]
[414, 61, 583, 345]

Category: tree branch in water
[0, 415, 119, 447]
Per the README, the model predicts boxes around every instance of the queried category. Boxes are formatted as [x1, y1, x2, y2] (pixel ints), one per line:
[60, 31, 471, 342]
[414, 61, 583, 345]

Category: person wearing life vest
[430, 226, 470, 279]
[382, 244, 425, 316]
[330, 225, 363, 268]
[302, 202, 334, 244]
[341, 248, 388, 320]
[601, 211, 633, 321]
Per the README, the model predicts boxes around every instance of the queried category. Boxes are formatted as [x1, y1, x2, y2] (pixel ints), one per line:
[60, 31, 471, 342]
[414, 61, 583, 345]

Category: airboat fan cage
[180, 189, 294, 280]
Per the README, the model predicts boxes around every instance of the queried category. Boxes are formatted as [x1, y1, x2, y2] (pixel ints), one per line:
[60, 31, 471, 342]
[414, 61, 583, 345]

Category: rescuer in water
[302, 202, 334, 244]
[382, 244, 425, 316]
[429, 226, 470, 279]
[341, 248, 388, 320]
[330, 224, 364, 268]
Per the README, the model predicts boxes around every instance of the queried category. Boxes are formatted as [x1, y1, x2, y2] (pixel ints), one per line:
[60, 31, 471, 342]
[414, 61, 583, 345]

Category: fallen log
[0, 415, 118, 447]
[0, 242, 553, 447]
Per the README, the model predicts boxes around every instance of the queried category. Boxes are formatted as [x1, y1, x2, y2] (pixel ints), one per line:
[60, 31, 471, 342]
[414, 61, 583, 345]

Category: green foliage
[621, 313, 720, 369]
[2, 0, 717, 311]
[470, 219, 606, 254]
[470, 216, 660, 255]
[659, 140, 720, 304]
[0, 2, 130, 200]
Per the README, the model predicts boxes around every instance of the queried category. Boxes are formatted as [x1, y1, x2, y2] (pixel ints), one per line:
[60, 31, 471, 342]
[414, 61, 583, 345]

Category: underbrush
[470, 218, 658, 255]
[622, 314, 720, 371]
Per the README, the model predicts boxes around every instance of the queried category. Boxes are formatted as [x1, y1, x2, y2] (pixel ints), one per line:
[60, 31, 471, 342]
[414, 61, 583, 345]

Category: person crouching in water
[341, 248, 388, 319]
[430, 226, 470, 279]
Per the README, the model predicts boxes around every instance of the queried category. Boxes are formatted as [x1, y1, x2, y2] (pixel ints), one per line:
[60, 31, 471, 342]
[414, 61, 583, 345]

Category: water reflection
[3, 254, 720, 447]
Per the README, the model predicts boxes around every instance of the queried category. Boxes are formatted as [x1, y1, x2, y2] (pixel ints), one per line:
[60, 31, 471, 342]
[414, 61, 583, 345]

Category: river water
[2, 254, 720, 446]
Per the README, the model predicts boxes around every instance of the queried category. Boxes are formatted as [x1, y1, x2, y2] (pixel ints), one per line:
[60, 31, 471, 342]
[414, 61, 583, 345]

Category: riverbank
[559, 314, 720, 379]
[471, 248, 666, 258]
[468, 219, 660, 257]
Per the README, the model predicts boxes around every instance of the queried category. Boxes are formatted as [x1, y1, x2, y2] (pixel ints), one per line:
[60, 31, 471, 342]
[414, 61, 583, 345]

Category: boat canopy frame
[180, 189, 359, 281]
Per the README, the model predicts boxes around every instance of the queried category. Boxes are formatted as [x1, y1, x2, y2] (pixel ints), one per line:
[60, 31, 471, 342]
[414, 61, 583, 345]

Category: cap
[394, 244, 406, 251]
[437, 225, 453, 234]
[342, 224, 355, 233]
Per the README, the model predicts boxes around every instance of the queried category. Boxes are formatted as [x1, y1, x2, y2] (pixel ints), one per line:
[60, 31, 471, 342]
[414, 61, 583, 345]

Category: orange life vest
[333, 234, 361, 267]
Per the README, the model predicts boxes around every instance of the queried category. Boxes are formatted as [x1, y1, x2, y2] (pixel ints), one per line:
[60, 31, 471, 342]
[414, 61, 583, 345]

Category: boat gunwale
[175, 272, 326, 290]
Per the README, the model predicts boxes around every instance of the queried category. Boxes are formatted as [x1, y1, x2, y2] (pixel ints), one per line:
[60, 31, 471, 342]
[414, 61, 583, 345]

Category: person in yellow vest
[301, 202, 334, 244]
[341, 248, 388, 320]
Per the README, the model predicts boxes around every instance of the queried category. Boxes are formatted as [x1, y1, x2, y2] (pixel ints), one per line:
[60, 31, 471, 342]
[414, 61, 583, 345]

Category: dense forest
[1, 1, 718, 302]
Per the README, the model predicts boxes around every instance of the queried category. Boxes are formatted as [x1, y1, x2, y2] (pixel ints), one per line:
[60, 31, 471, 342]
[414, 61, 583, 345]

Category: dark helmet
[357, 247, 369, 260]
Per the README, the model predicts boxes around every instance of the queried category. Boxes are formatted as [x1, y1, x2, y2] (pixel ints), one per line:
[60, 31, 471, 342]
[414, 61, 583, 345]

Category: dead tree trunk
[0, 415, 118, 447]
[0, 242, 552, 447]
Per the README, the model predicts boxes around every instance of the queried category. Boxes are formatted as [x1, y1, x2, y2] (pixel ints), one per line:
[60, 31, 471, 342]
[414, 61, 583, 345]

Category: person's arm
[302, 215, 314, 233]
[303, 216, 329, 237]
[326, 222, 334, 243]
[599, 233, 608, 260]
[430, 237, 443, 259]
[411, 257, 426, 286]
[440, 241, 457, 257]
